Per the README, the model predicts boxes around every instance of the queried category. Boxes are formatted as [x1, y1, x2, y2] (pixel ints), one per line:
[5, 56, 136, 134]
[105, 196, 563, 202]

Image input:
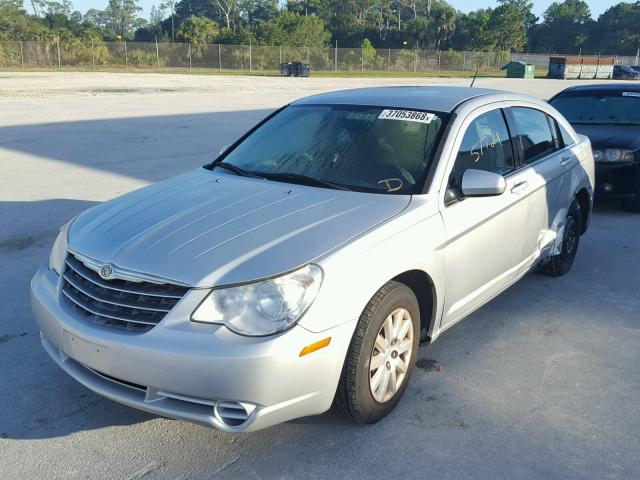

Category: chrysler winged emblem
[100, 263, 114, 279]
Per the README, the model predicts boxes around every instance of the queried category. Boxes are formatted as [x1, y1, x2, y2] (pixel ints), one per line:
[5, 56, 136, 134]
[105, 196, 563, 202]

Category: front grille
[61, 254, 189, 332]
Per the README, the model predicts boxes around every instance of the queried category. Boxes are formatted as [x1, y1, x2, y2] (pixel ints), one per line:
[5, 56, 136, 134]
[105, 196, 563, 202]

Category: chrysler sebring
[31, 87, 595, 432]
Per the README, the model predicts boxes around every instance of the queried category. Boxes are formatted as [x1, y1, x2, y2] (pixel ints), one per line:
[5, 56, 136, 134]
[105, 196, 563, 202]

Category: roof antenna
[470, 67, 480, 88]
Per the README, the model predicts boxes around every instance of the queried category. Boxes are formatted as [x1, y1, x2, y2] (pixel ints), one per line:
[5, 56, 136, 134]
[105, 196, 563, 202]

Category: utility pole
[56, 37, 61, 69]
[155, 36, 160, 68]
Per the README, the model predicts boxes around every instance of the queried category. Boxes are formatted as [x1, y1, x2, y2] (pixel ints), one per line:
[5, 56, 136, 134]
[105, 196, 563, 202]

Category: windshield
[551, 93, 640, 126]
[213, 104, 448, 194]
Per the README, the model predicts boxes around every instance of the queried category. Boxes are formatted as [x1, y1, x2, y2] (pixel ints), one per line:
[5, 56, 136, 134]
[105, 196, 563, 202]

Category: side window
[510, 107, 556, 163]
[448, 109, 515, 197]
[556, 120, 576, 147]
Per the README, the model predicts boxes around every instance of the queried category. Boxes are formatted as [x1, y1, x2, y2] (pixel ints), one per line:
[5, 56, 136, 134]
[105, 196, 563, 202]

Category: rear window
[550, 92, 640, 126]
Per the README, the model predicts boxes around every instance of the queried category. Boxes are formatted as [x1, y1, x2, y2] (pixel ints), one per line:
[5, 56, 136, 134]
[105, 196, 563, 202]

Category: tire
[334, 281, 420, 424]
[542, 199, 582, 277]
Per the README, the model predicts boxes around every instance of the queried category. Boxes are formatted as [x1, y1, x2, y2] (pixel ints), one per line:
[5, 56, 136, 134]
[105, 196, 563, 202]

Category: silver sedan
[31, 86, 595, 432]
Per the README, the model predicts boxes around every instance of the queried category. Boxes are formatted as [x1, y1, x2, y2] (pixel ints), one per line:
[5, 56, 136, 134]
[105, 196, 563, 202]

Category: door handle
[560, 156, 573, 166]
[511, 181, 529, 194]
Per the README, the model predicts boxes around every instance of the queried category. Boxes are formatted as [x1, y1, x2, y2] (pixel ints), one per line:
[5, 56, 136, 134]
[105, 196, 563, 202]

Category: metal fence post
[334, 40, 337, 72]
[155, 36, 160, 68]
[56, 38, 61, 68]
[188, 43, 192, 69]
[438, 49, 441, 70]
[218, 44, 222, 70]
[279, 45, 282, 66]
[388, 48, 391, 72]
[124, 40, 128, 70]
[414, 43, 418, 73]
[20, 41, 24, 68]
[91, 39, 95, 70]
[462, 52, 466, 72]
[249, 40, 252, 72]
[361, 47, 364, 72]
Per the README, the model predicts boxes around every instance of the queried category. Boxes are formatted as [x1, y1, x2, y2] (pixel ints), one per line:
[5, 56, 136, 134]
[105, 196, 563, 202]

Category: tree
[429, 0, 456, 49]
[177, 15, 218, 55]
[103, 0, 143, 38]
[214, 0, 238, 30]
[450, 8, 493, 51]
[497, 0, 537, 29]
[254, 11, 330, 46]
[487, 2, 529, 52]
[594, 2, 640, 55]
[160, 0, 175, 39]
[240, 0, 277, 26]
[529, 0, 592, 53]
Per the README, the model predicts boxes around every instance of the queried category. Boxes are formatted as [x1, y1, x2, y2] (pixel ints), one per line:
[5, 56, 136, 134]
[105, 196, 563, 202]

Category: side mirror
[461, 169, 506, 197]
[218, 144, 230, 155]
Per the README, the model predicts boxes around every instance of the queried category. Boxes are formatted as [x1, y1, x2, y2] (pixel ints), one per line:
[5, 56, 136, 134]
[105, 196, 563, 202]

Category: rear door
[506, 105, 576, 261]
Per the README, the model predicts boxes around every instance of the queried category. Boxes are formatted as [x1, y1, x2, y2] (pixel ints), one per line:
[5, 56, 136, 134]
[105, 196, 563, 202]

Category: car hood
[68, 168, 410, 287]
[571, 124, 640, 151]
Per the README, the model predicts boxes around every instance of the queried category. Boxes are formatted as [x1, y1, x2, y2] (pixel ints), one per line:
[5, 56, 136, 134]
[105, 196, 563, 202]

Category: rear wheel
[542, 199, 582, 277]
[334, 281, 420, 424]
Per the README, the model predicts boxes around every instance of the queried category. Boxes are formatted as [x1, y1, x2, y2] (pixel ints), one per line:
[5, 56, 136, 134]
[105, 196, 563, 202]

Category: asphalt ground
[1, 73, 639, 479]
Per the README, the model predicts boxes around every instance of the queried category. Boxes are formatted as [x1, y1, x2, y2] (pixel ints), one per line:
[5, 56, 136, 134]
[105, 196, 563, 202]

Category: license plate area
[62, 330, 111, 373]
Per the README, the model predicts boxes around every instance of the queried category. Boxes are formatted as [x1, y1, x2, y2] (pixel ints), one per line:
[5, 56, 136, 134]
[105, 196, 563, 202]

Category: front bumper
[595, 161, 640, 198]
[31, 266, 355, 432]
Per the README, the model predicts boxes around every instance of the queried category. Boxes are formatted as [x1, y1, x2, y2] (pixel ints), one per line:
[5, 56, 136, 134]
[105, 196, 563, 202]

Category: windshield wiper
[212, 161, 265, 179]
[258, 172, 352, 191]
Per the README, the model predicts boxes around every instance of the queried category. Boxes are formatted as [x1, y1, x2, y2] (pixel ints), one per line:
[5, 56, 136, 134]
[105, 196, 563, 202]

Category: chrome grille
[61, 254, 189, 332]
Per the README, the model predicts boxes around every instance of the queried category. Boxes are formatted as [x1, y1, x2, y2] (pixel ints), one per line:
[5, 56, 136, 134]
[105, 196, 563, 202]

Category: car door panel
[440, 171, 531, 326]
[438, 106, 531, 328]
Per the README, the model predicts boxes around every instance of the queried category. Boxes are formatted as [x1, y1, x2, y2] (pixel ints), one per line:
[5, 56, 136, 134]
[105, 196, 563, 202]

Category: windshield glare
[217, 104, 447, 194]
[551, 93, 640, 126]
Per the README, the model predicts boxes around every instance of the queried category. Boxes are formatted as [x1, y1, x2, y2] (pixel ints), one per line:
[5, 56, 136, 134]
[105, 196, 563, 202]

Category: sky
[37, 0, 616, 22]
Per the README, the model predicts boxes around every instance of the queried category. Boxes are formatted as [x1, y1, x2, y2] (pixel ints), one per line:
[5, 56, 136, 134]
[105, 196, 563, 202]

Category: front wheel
[542, 199, 582, 277]
[334, 281, 420, 423]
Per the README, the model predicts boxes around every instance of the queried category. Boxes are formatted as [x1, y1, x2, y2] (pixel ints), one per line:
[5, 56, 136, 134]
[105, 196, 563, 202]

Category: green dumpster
[502, 61, 535, 79]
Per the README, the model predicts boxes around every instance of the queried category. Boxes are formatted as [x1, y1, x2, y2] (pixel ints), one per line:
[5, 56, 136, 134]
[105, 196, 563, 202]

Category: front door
[439, 107, 532, 327]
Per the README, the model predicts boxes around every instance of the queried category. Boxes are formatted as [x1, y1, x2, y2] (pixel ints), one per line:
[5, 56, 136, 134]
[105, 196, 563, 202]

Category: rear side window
[449, 109, 515, 193]
[556, 120, 575, 147]
[509, 107, 555, 163]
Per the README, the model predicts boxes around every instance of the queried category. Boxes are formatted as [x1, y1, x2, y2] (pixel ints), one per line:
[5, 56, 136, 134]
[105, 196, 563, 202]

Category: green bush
[127, 49, 167, 67]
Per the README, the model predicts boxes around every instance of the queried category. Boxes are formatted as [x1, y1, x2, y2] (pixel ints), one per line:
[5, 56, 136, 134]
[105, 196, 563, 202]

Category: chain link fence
[1, 40, 638, 73]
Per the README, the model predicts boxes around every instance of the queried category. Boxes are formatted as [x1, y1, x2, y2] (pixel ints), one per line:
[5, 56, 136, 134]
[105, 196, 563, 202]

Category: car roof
[291, 86, 502, 113]
[553, 83, 640, 96]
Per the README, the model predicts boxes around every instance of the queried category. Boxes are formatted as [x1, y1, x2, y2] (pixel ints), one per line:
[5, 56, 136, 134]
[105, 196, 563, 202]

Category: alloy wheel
[369, 307, 414, 403]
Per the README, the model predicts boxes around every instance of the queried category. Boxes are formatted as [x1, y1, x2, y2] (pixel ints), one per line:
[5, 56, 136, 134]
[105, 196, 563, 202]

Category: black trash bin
[280, 62, 310, 77]
[296, 62, 311, 77]
[279, 62, 293, 76]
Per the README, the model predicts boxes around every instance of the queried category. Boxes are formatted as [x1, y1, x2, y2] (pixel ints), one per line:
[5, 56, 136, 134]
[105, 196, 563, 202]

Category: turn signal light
[299, 337, 331, 357]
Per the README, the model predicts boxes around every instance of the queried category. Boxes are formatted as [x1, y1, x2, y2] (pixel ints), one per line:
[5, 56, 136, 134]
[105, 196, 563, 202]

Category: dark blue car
[550, 84, 640, 212]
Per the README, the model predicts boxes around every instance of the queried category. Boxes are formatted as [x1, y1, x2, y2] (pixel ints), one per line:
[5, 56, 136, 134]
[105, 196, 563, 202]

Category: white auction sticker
[622, 92, 640, 97]
[378, 109, 435, 123]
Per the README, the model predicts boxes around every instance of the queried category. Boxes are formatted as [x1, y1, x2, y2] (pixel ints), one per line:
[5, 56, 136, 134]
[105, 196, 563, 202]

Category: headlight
[48, 221, 71, 275]
[597, 148, 635, 162]
[191, 264, 323, 336]
[592, 149, 603, 162]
